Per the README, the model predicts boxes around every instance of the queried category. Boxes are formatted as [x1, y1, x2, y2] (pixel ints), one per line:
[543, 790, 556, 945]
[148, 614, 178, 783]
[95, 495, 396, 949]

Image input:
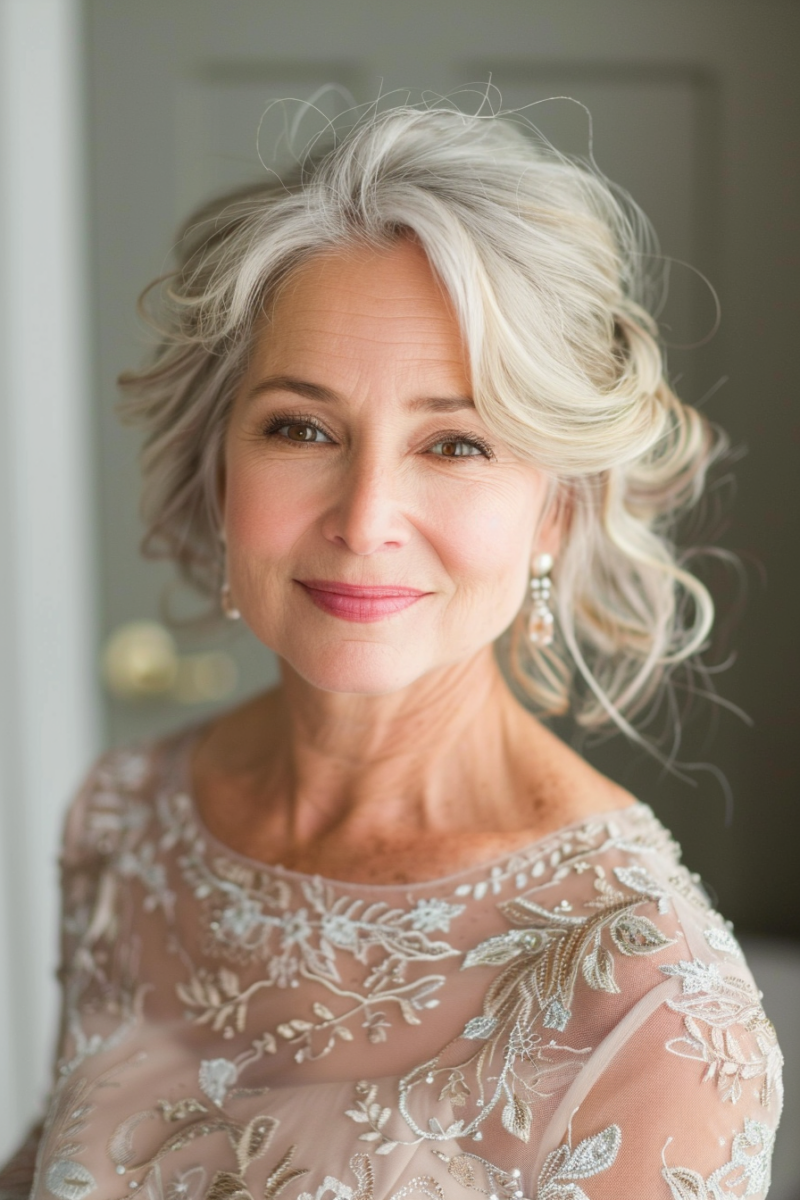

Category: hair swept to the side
[119, 95, 729, 741]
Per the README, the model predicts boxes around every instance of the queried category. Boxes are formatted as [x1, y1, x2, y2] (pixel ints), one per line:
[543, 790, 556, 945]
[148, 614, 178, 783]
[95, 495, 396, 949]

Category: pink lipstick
[297, 579, 429, 623]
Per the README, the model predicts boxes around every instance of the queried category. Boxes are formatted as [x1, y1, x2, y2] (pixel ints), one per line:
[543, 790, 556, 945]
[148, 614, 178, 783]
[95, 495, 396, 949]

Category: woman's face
[223, 238, 554, 695]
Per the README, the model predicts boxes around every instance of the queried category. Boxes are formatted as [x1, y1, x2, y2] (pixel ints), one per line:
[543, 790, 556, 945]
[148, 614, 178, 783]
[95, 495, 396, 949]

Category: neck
[243, 646, 527, 846]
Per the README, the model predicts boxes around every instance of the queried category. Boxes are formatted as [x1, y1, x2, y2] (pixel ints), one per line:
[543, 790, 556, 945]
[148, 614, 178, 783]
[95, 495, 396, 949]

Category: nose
[321, 452, 411, 556]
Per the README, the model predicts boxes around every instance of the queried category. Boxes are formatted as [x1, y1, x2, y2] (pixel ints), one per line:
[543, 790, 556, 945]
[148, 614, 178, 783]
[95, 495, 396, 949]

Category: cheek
[223, 458, 317, 560]
[425, 476, 543, 598]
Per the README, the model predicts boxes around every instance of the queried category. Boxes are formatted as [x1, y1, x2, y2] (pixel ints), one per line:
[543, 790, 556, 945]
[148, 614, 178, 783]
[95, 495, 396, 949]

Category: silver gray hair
[119, 102, 727, 738]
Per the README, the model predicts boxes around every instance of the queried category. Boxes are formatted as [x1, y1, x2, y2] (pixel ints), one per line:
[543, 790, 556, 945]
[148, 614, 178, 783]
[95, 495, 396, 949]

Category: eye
[429, 435, 492, 460]
[265, 416, 333, 444]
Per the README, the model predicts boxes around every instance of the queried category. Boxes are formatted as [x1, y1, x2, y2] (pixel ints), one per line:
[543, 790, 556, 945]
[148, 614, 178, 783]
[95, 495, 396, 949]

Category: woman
[1, 104, 783, 1200]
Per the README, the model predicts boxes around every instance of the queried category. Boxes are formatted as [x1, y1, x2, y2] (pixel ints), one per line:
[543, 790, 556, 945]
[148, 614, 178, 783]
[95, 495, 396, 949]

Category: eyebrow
[246, 375, 475, 413]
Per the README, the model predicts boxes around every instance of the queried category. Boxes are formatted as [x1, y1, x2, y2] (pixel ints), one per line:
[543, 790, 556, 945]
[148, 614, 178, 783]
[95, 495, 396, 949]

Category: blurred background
[0, 0, 798, 1192]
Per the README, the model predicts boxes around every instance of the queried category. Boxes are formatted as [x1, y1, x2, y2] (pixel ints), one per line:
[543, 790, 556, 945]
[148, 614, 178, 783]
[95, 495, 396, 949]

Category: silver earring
[220, 582, 240, 621]
[528, 552, 554, 646]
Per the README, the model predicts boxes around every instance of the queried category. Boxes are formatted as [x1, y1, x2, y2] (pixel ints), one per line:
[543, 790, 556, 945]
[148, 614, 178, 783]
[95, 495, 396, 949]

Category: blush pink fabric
[2, 726, 783, 1200]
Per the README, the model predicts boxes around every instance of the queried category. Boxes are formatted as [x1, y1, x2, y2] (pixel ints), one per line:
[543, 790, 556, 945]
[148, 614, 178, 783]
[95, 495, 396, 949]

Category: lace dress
[1, 728, 784, 1200]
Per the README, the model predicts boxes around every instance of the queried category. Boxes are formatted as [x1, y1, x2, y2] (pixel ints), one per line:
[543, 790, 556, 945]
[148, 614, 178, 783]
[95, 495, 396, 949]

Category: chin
[282, 639, 427, 696]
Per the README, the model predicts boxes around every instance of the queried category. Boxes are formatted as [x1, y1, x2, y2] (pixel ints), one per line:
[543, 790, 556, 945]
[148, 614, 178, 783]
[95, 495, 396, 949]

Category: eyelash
[260, 411, 495, 460]
[261, 410, 335, 443]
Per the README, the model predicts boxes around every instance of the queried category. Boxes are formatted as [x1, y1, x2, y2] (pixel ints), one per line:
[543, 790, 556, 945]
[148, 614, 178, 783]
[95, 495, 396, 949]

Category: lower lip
[297, 584, 427, 623]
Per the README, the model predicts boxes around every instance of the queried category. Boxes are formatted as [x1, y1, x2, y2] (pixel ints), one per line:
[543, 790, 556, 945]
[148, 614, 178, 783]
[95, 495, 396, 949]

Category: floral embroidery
[704, 928, 743, 960]
[40, 1079, 101, 1200]
[203, 1116, 308, 1200]
[107, 1103, 305, 1200]
[662, 1117, 775, 1198]
[22, 741, 781, 1200]
[432, 1149, 528, 1198]
[141, 1165, 207, 1200]
[344, 1081, 409, 1157]
[198, 1060, 240, 1108]
[295, 1153, 443, 1200]
[160, 792, 464, 1052]
[661, 960, 783, 1107]
[40, 1058, 151, 1200]
[396, 864, 676, 1145]
[535, 1123, 621, 1199]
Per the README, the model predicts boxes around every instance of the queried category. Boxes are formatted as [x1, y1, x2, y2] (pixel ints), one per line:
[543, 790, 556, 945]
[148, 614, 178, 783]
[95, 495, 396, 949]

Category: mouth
[295, 579, 430, 623]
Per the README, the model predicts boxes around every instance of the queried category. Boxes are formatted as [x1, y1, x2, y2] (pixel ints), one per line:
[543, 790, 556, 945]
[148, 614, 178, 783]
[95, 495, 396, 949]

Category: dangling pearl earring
[220, 582, 241, 621]
[528, 552, 554, 646]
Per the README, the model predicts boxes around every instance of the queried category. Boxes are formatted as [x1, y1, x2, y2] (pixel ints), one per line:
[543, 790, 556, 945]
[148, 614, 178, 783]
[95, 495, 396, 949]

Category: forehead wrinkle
[245, 374, 473, 414]
[260, 324, 468, 369]
[271, 308, 460, 346]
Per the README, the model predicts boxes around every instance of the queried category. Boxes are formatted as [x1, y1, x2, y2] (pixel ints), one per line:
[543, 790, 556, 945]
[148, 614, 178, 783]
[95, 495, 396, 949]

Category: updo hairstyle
[119, 101, 726, 739]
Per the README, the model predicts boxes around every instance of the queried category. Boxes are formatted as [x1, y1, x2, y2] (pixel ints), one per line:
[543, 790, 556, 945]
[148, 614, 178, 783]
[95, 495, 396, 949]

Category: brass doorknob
[102, 621, 237, 704]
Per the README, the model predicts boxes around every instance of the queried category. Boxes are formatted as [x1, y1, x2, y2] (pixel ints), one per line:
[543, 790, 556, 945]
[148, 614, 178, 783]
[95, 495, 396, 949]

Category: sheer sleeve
[0, 759, 109, 1200]
[528, 904, 783, 1199]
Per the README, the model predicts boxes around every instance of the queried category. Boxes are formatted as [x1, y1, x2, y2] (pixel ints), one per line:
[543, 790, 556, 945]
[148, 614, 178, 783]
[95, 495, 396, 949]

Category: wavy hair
[119, 100, 727, 739]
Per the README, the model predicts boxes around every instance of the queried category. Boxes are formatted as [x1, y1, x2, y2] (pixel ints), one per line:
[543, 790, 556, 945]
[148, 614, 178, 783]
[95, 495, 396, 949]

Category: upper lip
[297, 579, 429, 597]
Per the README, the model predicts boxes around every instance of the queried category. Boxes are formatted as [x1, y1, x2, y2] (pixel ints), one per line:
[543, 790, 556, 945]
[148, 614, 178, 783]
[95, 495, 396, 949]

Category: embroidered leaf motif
[543, 999, 571, 1030]
[610, 914, 675, 956]
[398, 999, 423, 1026]
[236, 1115, 278, 1174]
[536, 1145, 569, 1192]
[662, 1167, 708, 1200]
[662, 1118, 775, 1200]
[703, 927, 743, 959]
[206, 1171, 250, 1200]
[263, 1146, 308, 1200]
[350, 1152, 374, 1200]
[581, 944, 620, 993]
[140, 1119, 242, 1169]
[158, 1097, 208, 1122]
[218, 968, 241, 999]
[462, 933, 529, 968]
[446, 1155, 477, 1187]
[562, 1124, 622, 1178]
[501, 1094, 532, 1142]
[462, 1015, 497, 1039]
[536, 1126, 621, 1198]
[107, 1110, 150, 1169]
[44, 1159, 98, 1200]
[614, 866, 671, 914]
[662, 957, 783, 1108]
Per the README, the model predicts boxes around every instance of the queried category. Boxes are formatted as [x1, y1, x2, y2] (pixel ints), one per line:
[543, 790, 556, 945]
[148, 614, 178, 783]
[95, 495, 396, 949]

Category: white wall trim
[0, 0, 100, 1157]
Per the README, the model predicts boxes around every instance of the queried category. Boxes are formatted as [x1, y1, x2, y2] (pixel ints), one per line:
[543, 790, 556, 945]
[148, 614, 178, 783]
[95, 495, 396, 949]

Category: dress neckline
[166, 721, 647, 895]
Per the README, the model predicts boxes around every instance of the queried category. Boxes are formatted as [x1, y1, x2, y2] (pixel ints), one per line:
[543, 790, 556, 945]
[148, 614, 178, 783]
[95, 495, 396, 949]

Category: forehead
[253, 238, 468, 377]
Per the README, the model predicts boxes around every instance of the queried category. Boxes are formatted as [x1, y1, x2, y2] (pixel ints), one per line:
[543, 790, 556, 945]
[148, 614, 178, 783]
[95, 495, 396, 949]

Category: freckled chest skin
[196, 240, 632, 883]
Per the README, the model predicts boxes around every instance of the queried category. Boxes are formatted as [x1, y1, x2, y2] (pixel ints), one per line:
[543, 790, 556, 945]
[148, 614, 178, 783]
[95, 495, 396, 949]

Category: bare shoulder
[506, 705, 638, 837]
